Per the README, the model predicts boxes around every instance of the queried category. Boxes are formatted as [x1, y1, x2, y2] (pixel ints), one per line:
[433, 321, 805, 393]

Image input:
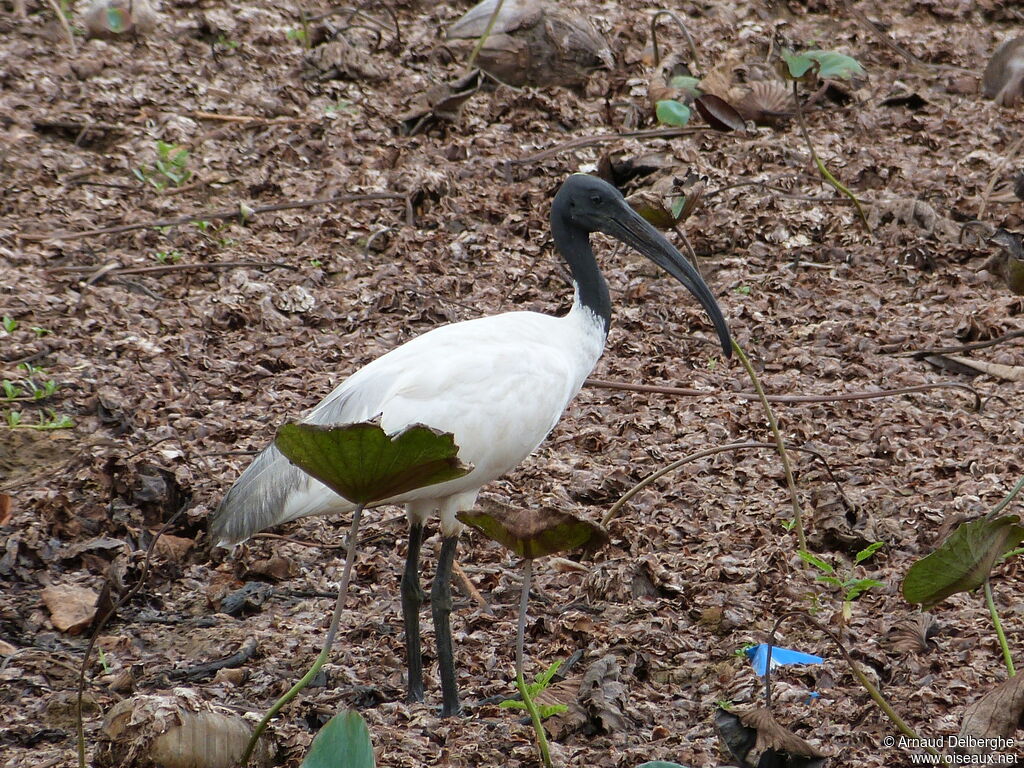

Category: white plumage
[213, 301, 605, 544]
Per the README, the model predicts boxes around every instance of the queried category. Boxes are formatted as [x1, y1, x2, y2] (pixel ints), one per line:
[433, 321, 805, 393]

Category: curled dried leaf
[716, 706, 827, 767]
[957, 675, 1024, 757]
[886, 613, 940, 654]
[734, 80, 796, 125]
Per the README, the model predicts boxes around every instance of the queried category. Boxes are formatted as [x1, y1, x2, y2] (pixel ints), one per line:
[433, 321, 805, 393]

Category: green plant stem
[731, 340, 807, 550]
[649, 9, 700, 70]
[984, 580, 1016, 677]
[466, 0, 504, 70]
[769, 610, 950, 765]
[241, 504, 364, 765]
[985, 475, 1024, 520]
[791, 81, 871, 234]
[514, 558, 553, 768]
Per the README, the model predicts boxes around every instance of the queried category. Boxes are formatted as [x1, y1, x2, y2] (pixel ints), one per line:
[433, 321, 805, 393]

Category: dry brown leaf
[868, 196, 960, 240]
[96, 691, 276, 768]
[40, 584, 98, 635]
[304, 38, 388, 82]
[153, 533, 195, 562]
[245, 554, 296, 581]
[576, 655, 629, 734]
[738, 707, 827, 757]
[957, 675, 1024, 756]
[887, 613, 940, 653]
[807, 487, 877, 554]
[734, 80, 795, 124]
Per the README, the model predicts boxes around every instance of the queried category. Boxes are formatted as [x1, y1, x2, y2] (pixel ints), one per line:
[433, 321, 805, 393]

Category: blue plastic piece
[744, 643, 824, 676]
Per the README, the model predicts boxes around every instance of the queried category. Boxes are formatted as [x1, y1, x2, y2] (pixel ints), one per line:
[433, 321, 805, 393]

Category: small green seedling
[325, 100, 357, 116]
[5, 408, 73, 430]
[286, 26, 308, 45]
[2, 370, 60, 403]
[499, 659, 569, 719]
[31, 326, 50, 337]
[133, 141, 192, 190]
[799, 542, 884, 622]
[734, 285, 752, 296]
[778, 47, 869, 232]
[1, 316, 16, 333]
[154, 250, 182, 264]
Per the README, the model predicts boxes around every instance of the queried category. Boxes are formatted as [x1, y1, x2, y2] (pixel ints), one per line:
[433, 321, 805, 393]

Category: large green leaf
[300, 709, 375, 768]
[275, 422, 472, 505]
[902, 516, 1024, 608]
[654, 99, 691, 127]
[458, 507, 608, 559]
[780, 48, 865, 82]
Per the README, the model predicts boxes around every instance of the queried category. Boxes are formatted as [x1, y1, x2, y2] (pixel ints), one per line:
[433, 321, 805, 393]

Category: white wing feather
[210, 307, 605, 546]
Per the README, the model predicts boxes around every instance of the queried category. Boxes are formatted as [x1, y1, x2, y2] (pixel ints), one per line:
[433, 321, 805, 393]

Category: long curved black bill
[604, 201, 732, 357]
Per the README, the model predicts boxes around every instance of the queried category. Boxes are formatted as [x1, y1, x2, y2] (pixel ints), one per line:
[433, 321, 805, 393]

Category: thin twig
[21, 193, 407, 242]
[189, 111, 314, 125]
[841, 1, 924, 70]
[511, 126, 708, 165]
[584, 377, 982, 410]
[454, 559, 492, 614]
[601, 440, 848, 527]
[57, 261, 299, 281]
[904, 328, 1024, 359]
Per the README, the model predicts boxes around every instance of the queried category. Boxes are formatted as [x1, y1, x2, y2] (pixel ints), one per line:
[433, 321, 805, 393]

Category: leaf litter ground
[1, 1, 1023, 766]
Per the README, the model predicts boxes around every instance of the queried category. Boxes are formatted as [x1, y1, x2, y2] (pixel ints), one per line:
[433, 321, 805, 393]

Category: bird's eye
[590, 194, 603, 206]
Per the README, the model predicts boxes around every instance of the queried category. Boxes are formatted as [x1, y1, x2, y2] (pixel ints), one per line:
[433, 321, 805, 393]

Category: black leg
[432, 535, 461, 717]
[401, 522, 426, 703]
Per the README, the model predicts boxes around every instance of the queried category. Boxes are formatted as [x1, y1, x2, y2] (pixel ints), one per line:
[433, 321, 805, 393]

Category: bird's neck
[551, 215, 611, 335]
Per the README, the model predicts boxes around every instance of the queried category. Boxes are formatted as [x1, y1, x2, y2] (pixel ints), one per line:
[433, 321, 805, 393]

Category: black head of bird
[551, 173, 732, 356]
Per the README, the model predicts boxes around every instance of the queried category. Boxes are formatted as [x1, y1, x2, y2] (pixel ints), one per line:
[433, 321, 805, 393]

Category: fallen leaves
[40, 583, 98, 635]
[957, 675, 1024, 757]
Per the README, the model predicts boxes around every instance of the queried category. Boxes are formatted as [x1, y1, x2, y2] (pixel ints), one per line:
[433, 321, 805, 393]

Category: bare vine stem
[731, 340, 806, 550]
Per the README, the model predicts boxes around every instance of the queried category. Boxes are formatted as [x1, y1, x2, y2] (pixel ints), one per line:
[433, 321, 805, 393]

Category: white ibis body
[210, 173, 731, 716]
